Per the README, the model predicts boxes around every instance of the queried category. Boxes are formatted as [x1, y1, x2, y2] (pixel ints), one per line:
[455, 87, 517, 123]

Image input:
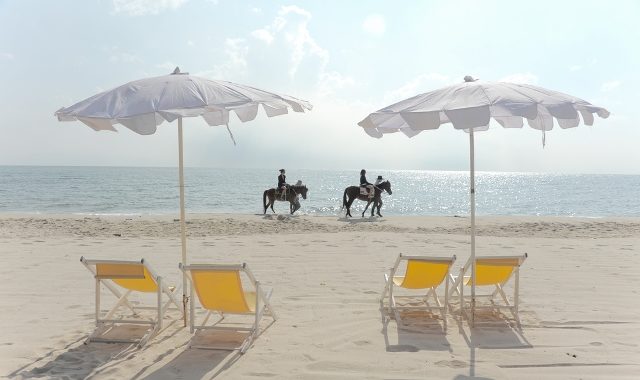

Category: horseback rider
[375, 175, 384, 186]
[360, 169, 374, 199]
[278, 169, 288, 200]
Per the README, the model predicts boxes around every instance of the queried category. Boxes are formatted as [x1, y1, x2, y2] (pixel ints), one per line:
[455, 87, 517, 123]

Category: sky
[0, 0, 638, 174]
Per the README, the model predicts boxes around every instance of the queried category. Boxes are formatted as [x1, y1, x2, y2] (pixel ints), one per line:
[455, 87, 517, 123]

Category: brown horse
[342, 180, 392, 218]
[263, 185, 309, 214]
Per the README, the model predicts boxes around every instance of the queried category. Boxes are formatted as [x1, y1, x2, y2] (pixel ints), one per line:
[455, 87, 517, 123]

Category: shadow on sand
[10, 325, 187, 380]
[453, 309, 533, 379]
[380, 308, 451, 353]
[337, 216, 385, 224]
[137, 348, 240, 380]
[11, 338, 141, 380]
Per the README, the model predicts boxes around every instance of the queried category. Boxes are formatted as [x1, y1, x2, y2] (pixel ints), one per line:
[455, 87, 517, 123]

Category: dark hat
[377, 175, 383, 180]
[360, 169, 366, 174]
[279, 169, 285, 173]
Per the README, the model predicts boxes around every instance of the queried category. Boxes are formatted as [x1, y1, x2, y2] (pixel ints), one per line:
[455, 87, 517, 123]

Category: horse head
[379, 180, 392, 195]
[299, 186, 308, 199]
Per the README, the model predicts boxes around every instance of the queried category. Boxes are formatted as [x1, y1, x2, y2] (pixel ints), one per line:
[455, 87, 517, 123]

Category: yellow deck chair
[380, 254, 456, 330]
[80, 257, 183, 347]
[179, 263, 277, 353]
[449, 253, 528, 326]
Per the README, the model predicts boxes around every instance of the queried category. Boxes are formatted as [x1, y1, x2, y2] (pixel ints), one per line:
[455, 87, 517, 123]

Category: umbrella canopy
[358, 77, 609, 325]
[56, 67, 312, 134]
[55, 67, 312, 324]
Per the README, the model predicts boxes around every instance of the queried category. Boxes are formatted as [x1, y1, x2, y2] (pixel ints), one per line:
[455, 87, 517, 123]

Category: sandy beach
[1, 214, 639, 379]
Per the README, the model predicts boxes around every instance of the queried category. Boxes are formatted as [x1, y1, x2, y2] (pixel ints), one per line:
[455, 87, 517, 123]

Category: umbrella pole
[469, 129, 476, 327]
[178, 117, 188, 327]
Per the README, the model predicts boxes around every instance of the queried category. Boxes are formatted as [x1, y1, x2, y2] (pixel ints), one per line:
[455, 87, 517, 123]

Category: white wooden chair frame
[448, 253, 527, 326]
[81, 257, 182, 347]
[380, 254, 456, 331]
[180, 263, 277, 353]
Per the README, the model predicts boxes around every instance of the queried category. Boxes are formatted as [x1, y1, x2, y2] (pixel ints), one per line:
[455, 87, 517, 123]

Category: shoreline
[1, 214, 639, 239]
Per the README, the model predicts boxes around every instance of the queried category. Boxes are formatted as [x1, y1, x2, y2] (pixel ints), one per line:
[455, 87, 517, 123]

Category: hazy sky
[0, 0, 638, 173]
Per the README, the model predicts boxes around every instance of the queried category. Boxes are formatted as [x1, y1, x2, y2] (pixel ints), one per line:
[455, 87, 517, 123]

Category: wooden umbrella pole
[178, 117, 188, 327]
[469, 129, 476, 327]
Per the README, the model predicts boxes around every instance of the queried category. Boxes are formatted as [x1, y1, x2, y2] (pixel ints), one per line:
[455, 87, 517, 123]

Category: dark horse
[263, 185, 309, 214]
[342, 180, 392, 218]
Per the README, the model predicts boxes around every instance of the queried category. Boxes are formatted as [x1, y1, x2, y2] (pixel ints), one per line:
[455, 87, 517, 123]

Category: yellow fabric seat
[449, 254, 527, 327]
[96, 263, 159, 293]
[81, 257, 183, 347]
[381, 254, 456, 331]
[462, 264, 514, 287]
[180, 263, 276, 353]
[192, 270, 254, 313]
[392, 260, 451, 289]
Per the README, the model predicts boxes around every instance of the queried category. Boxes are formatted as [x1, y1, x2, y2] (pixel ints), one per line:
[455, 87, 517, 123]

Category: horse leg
[346, 196, 354, 217]
[263, 191, 268, 214]
[270, 196, 276, 213]
[376, 198, 383, 217]
[362, 200, 371, 218]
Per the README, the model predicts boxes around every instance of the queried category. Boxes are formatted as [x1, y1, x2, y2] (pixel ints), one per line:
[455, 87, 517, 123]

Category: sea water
[0, 166, 638, 217]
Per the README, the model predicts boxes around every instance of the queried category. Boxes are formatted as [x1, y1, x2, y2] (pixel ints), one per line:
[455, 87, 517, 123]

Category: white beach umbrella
[358, 76, 609, 325]
[55, 67, 312, 323]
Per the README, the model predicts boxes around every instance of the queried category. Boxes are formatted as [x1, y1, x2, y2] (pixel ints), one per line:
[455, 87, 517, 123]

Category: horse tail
[342, 188, 348, 210]
[263, 190, 268, 213]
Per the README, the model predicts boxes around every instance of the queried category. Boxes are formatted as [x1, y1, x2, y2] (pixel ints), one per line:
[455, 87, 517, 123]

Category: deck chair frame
[81, 257, 182, 347]
[380, 254, 456, 331]
[448, 253, 527, 327]
[180, 263, 277, 353]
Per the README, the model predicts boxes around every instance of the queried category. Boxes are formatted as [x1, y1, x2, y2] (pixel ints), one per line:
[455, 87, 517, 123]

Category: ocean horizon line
[1, 164, 638, 176]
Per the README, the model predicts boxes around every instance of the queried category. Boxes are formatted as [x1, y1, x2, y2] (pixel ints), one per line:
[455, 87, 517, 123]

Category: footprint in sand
[246, 373, 277, 377]
[434, 359, 469, 368]
[387, 345, 418, 352]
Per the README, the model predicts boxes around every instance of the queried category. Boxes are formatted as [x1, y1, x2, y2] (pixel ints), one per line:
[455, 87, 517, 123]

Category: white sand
[1, 214, 639, 379]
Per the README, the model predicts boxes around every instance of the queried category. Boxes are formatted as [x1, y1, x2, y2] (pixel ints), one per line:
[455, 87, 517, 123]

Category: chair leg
[157, 277, 163, 331]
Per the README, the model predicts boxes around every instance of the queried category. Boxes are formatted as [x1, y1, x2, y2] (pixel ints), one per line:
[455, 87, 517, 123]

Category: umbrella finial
[464, 75, 478, 83]
[171, 67, 189, 75]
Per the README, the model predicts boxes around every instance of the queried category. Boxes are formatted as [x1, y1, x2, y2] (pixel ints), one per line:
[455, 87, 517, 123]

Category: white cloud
[279, 5, 311, 19]
[251, 29, 274, 44]
[383, 73, 450, 104]
[569, 65, 582, 71]
[316, 71, 356, 98]
[187, 40, 195, 46]
[196, 38, 249, 80]
[1, 52, 14, 60]
[251, 6, 328, 78]
[499, 72, 538, 84]
[362, 14, 386, 36]
[112, 0, 187, 16]
[251, 7, 261, 13]
[601, 80, 621, 92]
